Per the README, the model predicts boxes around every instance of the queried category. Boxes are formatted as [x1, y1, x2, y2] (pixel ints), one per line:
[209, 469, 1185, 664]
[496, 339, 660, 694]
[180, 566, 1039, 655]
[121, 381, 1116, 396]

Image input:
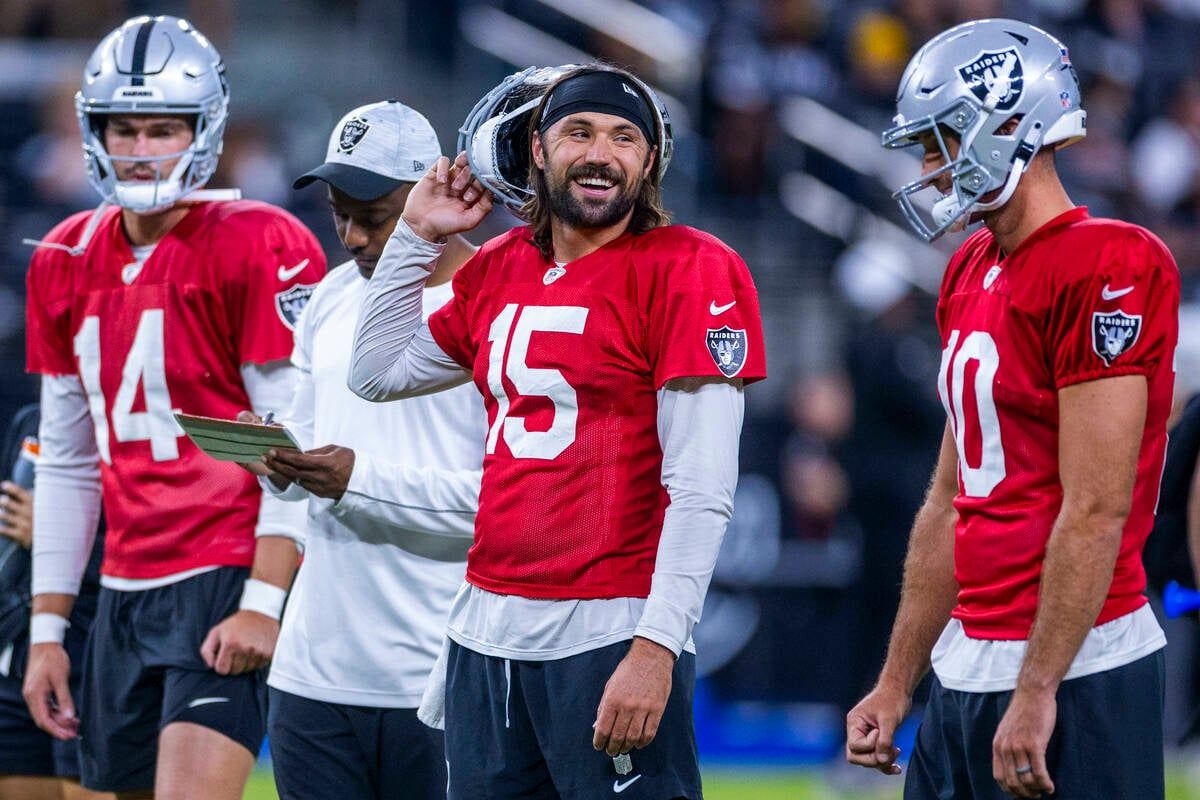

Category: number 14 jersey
[25, 202, 325, 580]
[428, 225, 766, 600]
[936, 207, 1178, 639]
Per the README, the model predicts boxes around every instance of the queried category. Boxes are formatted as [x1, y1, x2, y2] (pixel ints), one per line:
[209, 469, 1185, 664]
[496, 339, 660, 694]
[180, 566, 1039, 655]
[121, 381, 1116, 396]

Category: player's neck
[549, 213, 632, 264]
[120, 205, 191, 248]
[985, 169, 1074, 257]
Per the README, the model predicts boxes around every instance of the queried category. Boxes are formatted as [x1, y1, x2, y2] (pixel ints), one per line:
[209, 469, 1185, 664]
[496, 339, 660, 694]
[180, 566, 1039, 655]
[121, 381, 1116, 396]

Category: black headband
[537, 71, 657, 147]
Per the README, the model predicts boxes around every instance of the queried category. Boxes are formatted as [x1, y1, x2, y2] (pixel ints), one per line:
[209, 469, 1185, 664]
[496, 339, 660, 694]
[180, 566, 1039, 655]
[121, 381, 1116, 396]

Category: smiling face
[328, 183, 412, 278]
[103, 114, 195, 182]
[532, 111, 656, 231]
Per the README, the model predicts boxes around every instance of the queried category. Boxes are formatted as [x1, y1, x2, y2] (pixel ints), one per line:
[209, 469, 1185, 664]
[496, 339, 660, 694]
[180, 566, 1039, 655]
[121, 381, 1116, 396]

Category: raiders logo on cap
[338, 117, 370, 153]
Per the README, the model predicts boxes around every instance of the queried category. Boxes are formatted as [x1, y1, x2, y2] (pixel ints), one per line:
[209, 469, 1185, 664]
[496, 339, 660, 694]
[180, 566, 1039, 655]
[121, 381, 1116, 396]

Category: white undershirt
[931, 604, 1166, 692]
[348, 218, 743, 660]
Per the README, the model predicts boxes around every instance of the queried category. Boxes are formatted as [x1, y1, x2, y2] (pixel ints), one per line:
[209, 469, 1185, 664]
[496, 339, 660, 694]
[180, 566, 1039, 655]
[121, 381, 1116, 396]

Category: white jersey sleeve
[31, 375, 103, 597]
[349, 219, 471, 401]
[634, 379, 744, 656]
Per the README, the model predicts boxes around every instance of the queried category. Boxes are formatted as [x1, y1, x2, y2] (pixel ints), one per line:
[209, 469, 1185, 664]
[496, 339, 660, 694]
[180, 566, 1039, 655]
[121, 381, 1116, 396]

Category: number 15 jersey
[936, 207, 1178, 639]
[428, 225, 766, 601]
[25, 202, 326, 580]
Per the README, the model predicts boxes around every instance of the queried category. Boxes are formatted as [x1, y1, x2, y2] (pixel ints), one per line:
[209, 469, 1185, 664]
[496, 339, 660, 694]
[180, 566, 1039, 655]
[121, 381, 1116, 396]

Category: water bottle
[11, 437, 37, 490]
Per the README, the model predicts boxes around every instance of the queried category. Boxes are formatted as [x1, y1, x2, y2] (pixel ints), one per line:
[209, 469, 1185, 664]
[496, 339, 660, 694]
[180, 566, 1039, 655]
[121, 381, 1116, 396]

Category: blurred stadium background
[3, 0, 1200, 796]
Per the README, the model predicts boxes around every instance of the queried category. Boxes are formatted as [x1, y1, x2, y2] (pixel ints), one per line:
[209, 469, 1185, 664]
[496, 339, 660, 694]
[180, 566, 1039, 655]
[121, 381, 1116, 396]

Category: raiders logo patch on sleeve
[706, 326, 747, 377]
[1092, 310, 1142, 366]
[275, 284, 316, 330]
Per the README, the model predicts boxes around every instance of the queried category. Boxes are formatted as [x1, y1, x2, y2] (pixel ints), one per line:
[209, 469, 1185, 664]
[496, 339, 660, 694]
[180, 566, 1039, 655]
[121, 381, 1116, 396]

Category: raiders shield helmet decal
[957, 48, 1024, 112]
[706, 326, 747, 378]
[338, 117, 370, 153]
[275, 284, 316, 331]
[1092, 310, 1142, 366]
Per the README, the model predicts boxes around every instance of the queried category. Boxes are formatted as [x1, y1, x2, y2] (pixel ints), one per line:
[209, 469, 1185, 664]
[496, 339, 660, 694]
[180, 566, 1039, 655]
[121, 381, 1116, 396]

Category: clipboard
[174, 413, 301, 462]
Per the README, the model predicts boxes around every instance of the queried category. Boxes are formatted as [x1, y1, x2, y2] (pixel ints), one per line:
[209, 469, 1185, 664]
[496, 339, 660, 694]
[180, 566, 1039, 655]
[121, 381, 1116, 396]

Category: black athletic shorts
[268, 687, 447, 800]
[444, 639, 702, 800]
[78, 566, 268, 793]
[906, 649, 1165, 800]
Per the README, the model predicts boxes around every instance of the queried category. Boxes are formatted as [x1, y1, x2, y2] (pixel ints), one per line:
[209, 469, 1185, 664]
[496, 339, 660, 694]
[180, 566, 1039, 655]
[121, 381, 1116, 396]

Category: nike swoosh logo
[187, 697, 231, 709]
[1101, 284, 1134, 301]
[613, 775, 642, 793]
[278, 258, 310, 281]
[709, 300, 736, 315]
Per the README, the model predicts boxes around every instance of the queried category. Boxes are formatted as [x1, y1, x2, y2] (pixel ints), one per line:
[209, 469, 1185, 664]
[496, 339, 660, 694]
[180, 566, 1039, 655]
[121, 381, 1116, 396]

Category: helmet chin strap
[943, 122, 1045, 231]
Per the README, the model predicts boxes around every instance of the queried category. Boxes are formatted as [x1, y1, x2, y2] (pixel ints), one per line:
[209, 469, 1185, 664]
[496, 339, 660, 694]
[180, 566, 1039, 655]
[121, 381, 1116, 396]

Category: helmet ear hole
[992, 115, 1023, 138]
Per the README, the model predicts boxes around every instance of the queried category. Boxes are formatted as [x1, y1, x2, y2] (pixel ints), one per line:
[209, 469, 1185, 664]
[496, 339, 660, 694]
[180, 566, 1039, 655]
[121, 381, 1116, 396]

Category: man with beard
[348, 64, 767, 799]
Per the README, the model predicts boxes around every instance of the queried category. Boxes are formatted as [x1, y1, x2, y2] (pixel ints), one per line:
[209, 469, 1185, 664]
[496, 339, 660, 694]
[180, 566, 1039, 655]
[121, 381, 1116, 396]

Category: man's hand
[199, 610, 279, 675]
[993, 688, 1056, 798]
[22, 643, 78, 740]
[845, 682, 911, 775]
[233, 411, 289, 487]
[592, 637, 674, 756]
[263, 445, 355, 501]
[401, 152, 494, 243]
[0, 481, 33, 549]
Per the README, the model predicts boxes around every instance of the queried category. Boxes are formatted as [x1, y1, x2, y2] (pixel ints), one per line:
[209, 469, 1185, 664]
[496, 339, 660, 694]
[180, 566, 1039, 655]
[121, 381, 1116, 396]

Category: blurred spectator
[781, 372, 855, 541]
[14, 73, 92, 210]
[1057, 74, 1135, 218]
[212, 122, 292, 207]
[1131, 77, 1200, 217]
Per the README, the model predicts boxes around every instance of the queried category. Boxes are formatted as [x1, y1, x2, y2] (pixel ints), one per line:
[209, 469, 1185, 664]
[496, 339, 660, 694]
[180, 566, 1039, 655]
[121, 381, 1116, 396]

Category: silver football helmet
[76, 15, 229, 214]
[459, 65, 674, 217]
[882, 18, 1086, 241]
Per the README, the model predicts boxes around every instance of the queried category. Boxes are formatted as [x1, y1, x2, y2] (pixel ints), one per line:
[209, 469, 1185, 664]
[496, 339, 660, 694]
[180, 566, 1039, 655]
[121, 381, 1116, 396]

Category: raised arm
[349, 153, 492, 402]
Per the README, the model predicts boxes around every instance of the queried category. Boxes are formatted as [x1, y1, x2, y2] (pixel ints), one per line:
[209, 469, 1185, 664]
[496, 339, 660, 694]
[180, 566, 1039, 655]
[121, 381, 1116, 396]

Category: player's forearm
[248, 534, 300, 591]
[876, 495, 959, 696]
[1016, 508, 1124, 696]
[31, 593, 75, 619]
[349, 218, 459, 401]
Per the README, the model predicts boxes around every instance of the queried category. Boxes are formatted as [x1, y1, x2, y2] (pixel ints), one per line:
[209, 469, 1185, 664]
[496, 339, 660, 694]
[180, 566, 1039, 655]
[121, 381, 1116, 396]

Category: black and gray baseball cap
[293, 100, 443, 200]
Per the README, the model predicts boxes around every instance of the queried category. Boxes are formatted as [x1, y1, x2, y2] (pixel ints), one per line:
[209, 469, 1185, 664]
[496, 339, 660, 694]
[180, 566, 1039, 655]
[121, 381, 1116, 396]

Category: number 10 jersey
[936, 207, 1178, 639]
[428, 225, 766, 600]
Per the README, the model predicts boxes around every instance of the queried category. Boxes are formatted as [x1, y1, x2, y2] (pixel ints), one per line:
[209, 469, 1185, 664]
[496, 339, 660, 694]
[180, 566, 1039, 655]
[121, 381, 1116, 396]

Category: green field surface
[243, 765, 1200, 799]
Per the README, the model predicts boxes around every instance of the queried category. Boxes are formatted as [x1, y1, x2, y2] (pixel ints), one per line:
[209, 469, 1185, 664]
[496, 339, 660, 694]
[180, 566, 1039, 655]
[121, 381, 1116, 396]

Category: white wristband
[239, 578, 287, 620]
[30, 613, 70, 645]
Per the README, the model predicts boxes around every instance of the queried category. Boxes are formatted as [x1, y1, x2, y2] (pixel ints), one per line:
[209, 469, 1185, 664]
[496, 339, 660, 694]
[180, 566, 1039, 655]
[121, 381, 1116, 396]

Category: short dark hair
[521, 64, 671, 260]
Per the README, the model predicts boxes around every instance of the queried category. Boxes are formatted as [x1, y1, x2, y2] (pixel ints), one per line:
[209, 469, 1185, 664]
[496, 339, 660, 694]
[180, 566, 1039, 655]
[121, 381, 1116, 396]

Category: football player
[348, 64, 767, 799]
[242, 100, 483, 800]
[845, 19, 1178, 800]
[21, 16, 324, 799]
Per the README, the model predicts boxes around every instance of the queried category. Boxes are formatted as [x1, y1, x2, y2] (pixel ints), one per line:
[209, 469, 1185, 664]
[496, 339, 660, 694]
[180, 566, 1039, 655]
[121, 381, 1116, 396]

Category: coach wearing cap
[238, 100, 484, 800]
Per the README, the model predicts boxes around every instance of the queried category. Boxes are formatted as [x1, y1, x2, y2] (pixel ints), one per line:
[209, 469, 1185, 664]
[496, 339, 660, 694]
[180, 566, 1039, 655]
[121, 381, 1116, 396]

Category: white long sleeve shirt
[265, 261, 485, 707]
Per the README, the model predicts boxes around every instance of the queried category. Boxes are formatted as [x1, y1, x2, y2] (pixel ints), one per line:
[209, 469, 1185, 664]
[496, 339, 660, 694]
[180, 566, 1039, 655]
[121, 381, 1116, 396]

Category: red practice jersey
[936, 207, 1178, 639]
[428, 226, 766, 600]
[26, 201, 326, 579]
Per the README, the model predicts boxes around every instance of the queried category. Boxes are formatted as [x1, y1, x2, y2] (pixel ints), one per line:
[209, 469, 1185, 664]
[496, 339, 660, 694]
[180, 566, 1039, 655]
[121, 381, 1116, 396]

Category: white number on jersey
[73, 309, 183, 464]
[938, 329, 1006, 497]
[485, 303, 589, 460]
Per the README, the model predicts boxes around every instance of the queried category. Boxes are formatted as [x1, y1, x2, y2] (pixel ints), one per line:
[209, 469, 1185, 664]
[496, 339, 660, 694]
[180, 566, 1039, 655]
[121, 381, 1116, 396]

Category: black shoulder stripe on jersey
[129, 19, 156, 87]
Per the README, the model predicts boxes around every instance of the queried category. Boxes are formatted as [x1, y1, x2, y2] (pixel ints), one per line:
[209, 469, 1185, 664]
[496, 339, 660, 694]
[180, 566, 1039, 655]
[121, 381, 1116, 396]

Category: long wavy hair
[521, 64, 671, 260]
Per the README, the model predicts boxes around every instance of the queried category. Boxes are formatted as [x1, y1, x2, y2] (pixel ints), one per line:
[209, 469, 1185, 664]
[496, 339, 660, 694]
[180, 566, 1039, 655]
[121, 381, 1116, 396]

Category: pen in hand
[262, 411, 275, 426]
